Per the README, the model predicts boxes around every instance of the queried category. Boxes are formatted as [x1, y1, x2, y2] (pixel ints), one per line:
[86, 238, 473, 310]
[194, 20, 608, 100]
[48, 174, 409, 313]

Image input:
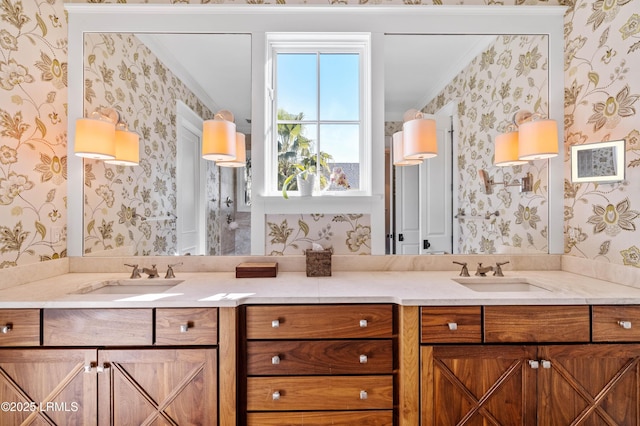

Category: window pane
[277, 53, 317, 120]
[320, 124, 360, 190]
[320, 53, 359, 121]
[277, 123, 317, 191]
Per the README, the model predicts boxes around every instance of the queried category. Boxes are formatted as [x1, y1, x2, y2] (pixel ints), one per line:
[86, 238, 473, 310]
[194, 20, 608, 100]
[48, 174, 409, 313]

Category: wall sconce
[74, 108, 139, 166]
[392, 131, 421, 166]
[74, 108, 117, 160]
[105, 123, 140, 166]
[202, 110, 236, 161]
[402, 109, 437, 160]
[494, 110, 558, 164]
[494, 131, 528, 166]
[217, 132, 246, 168]
[479, 169, 533, 194]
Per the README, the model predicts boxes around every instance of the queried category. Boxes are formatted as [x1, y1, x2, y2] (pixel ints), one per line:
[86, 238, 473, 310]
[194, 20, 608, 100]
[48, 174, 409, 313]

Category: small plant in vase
[282, 155, 330, 199]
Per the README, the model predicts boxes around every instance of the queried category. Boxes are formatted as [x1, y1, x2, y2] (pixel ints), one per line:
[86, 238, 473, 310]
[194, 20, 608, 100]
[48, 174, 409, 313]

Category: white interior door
[176, 102, 205, 255]
[420, 110, 453, 254]
[394, 164, 420, 254]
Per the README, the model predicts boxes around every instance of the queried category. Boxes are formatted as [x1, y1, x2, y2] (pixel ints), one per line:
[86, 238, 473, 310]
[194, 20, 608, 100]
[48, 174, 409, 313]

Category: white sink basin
[73, 279, 183, 295]
[452, 277, 549, 293]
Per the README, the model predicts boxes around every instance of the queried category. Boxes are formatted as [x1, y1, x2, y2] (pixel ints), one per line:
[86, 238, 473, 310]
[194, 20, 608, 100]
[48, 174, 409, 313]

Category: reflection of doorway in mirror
[176, 101, 206, 255]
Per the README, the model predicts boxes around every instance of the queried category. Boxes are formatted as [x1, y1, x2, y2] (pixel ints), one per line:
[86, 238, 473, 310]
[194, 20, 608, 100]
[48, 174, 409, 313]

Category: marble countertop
[1, 269, 639, 308]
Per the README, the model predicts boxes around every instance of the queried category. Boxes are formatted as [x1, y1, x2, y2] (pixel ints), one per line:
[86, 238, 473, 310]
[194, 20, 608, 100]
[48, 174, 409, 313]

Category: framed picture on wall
[571, 140, 625, 183]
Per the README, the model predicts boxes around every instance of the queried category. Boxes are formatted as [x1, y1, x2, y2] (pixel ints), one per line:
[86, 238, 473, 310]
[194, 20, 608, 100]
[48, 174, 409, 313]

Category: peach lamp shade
[494, 131, 527, 166]
[217, 132, 247, 168]
[392, 131, 421, 166]
[403, 117, 437, 160]
[202, 118, 236, 161]
[105, 129, 140, 166]
[518, 119, 558, 160]
[74, 118, 116, 160]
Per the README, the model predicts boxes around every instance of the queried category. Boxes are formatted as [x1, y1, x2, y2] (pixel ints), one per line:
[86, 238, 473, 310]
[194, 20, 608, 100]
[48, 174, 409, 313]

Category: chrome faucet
[494, 261, 510, 277]
[124, 264, 141, 279]
[452, 261, 470, 277]
[142, 264, 159, 278]
[475, 263, 494, 277]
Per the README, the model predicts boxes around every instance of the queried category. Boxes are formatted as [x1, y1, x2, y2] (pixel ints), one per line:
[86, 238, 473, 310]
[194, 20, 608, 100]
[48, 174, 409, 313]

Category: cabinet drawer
[247, 340, 393, 375]
[43, 309, 152, 346]
[155, 308, 218, 345]
[593, 306, 640, 342]
[246, 305, 393, 339]
[247, 410, 393, 425]
[421, 306, 482, 343]
[0, 309, 40, 346]
[247, 375, 393, 411]
[484, 305, 590, 343]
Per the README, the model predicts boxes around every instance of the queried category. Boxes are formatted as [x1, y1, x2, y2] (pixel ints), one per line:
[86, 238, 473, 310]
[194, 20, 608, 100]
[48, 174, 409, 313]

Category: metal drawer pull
[360, 390, 368, 400]
[359, 319, 368, 328]
[271, 355, 281, 365]
[180, 324, 189, 333]
[271, 319, 280, 328]
[1, 324, 11, 334]
[359, 354, 368, 364]
[528, 360, 539, 369]
[272, 391, 281, 401]
[541, 360, 551, 369]
[447, 322, 458, 331]
[618, 320, 632, 329]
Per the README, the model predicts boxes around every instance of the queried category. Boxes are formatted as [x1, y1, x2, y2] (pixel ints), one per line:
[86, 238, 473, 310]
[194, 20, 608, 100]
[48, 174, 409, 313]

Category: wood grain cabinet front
[155, 307, 218, 345]
[243, 304, 395, 424]
[247, 339, 393, 376]
[43, 308, 153, 346]
[484, 305, 590, 343]
[246, 375, 394, 411]
[592, 305, 640, 342]
[421, 306, 482, 344]
[245, 304, 393, 339]
[0, 309, 40, 346]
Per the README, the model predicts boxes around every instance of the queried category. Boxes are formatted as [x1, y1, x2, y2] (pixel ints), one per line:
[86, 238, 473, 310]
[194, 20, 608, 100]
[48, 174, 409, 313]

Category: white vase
[297, 174, 315, 197]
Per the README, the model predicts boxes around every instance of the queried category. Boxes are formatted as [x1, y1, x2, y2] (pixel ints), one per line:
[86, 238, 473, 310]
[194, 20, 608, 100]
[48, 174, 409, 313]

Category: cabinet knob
[359, 390, 368, 400]
[271, 319, 280, 328]
[96, 363, 109, 373]
[84, 364, 93, 373]
[541, 360, 551, 369]
[528, 360, 539, 369]
[359, 354, 368, 364]
[272, 391, 281, 401]
[1, 324, 12, 334]
[618, 320, 632, 329]
[271, 355, 281, 365]
[180, 324, 189, 333]
[447, 322, 458, 331]
[359, 319, 368, 328]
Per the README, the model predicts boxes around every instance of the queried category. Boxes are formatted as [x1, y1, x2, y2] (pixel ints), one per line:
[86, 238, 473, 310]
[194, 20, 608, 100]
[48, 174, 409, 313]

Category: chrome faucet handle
[494, 261, 510, 277]
[124, 263, 141, 279]
[165, 262, 183, 279]
[452, 261, 470, 277]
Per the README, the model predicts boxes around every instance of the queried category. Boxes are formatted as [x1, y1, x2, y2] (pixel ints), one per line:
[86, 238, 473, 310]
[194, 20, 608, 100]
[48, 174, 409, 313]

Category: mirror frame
[66, 4, 565, 257]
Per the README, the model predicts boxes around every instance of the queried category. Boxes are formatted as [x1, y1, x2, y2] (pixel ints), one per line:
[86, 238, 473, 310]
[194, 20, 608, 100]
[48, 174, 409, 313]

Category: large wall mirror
[66, 4, 565, 257]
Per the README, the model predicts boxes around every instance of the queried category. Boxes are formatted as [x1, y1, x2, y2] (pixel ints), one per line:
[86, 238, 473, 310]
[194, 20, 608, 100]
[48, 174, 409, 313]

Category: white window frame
[265, 32, 371, 197]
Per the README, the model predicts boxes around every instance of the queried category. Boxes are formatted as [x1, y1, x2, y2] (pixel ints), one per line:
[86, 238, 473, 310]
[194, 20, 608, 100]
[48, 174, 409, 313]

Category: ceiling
[138, 33, 495, 134]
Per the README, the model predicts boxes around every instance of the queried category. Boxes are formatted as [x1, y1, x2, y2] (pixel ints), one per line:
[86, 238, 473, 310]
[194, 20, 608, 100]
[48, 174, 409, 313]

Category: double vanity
[1, 254, 640, 425]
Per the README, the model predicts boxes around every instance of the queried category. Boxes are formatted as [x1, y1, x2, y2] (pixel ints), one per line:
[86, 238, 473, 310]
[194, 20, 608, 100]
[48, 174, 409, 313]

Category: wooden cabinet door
[98, 348, 217, 426]
[421, 345, 537, 426]
[538, 344, 640, 425]
[0, 348, 97, 425]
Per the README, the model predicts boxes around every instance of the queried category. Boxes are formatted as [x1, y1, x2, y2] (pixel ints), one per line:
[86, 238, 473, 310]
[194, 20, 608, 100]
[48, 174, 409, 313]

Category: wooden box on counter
[236, 262, 278, 278]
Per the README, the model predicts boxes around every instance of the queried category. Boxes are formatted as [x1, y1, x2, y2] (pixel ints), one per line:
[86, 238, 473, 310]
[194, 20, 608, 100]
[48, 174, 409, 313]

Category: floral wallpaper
[266, 213, 371, 255]
[82, 32, 220, 256]
[421, 34, 550, 254]
[1, 0, 639, 269]
[0, 0, 67, 268]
